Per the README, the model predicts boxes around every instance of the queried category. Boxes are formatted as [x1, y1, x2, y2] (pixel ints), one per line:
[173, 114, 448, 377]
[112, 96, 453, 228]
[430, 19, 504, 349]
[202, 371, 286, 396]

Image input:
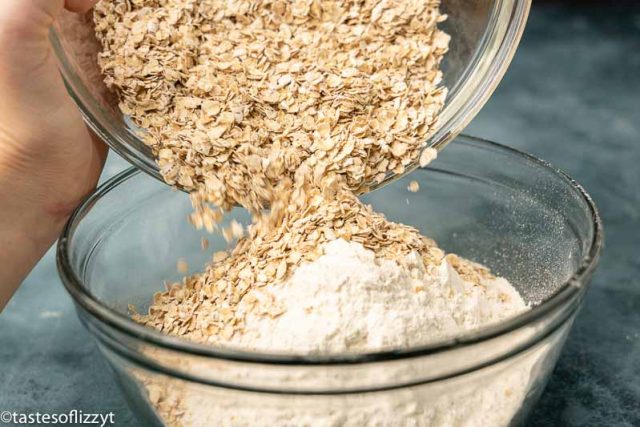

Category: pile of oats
[132, 172, 493, 343]
[94, 0, 449, 212]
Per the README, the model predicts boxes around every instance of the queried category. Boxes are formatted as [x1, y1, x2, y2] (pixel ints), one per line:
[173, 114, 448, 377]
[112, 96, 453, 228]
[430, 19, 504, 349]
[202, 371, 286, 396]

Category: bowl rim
[57, 136, 603, 365]
[50, 0, 531, 186]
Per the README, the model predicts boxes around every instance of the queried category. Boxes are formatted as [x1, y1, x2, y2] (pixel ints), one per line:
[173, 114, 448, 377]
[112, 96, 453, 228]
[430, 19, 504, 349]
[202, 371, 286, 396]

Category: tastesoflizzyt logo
[1, 410, 115, 426]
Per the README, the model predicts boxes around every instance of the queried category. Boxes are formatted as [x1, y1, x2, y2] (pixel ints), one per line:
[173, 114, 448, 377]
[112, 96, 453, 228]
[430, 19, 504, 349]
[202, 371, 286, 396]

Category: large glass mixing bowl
[57, 136, 601, 426]
[51, 0, 531, 187]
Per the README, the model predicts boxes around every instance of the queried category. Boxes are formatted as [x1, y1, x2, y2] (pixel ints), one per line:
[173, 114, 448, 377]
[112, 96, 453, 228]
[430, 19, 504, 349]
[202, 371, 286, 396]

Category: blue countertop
[1, 3, 638, 426]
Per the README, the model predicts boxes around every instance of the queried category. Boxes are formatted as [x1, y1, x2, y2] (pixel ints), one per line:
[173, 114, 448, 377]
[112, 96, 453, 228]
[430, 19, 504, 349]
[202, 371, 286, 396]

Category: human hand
[0, 0, 106, 309]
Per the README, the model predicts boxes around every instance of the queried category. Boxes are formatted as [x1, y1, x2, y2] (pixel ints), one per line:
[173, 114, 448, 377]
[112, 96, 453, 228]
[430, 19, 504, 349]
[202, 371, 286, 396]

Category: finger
[0, 0, 97, 47]
[0, 1, 62, 42]
[65, 0, 99, 14]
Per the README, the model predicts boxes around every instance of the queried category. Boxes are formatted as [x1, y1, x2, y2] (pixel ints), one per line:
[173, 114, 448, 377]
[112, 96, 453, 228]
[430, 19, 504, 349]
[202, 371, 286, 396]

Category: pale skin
[0, 0, 104, 310]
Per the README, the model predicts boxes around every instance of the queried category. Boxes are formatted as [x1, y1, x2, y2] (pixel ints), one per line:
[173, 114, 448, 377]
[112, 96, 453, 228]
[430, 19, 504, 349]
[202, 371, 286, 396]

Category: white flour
[168, 363, 538, 427]
[146, 239, 538, 427]
[229, 239, 528, 353]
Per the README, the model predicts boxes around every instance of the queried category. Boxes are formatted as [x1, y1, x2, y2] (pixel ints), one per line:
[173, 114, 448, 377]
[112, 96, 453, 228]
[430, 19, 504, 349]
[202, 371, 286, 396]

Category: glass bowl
[50, 0, 531, 186]
[57, 136, 602, 426]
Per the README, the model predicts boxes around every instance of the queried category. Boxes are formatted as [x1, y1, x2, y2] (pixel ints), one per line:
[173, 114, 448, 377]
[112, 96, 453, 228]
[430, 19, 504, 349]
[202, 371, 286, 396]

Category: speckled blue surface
[1, 4, 639, 426]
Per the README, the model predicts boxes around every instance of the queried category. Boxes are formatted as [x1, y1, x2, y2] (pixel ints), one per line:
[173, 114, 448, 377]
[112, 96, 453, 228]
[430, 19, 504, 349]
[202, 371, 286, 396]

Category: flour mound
[229, 239, 528, 353]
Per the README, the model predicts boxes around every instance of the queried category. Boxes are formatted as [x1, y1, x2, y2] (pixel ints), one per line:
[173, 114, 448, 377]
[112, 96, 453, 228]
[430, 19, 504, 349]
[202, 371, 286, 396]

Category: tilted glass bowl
[51, 0, 531, 187]
[57, 136, 601, 426]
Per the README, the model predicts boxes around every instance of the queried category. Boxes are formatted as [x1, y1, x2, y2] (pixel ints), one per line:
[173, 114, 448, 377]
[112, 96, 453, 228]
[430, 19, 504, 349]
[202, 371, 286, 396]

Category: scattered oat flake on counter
[408, 181, 420, 192]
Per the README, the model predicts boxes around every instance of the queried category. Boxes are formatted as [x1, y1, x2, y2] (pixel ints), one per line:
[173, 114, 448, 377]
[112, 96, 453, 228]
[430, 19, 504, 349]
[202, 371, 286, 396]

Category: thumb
[0, 1, 98, 46]
[0, 0, 99, 90]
